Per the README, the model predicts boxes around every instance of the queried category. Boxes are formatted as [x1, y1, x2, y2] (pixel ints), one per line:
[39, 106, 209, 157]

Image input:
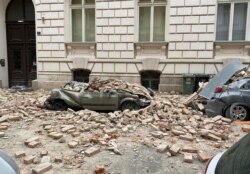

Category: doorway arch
[6, 0, 36, 87]
[140, 70, 161, 91]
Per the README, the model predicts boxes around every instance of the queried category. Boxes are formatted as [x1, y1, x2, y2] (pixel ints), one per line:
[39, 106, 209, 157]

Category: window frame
[69, 0, 96, 42]
[216, 1, 250, 41]
[136, 0, 169, 42]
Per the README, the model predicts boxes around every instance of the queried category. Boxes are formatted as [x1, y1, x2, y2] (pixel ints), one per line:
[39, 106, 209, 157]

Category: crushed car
[44, 79, 152, 111]
[185, 60, 250, 121]
[205, 78, 250, 121]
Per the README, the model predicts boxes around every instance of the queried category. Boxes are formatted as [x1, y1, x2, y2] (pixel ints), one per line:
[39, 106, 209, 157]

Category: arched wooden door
[6, 0, 36, 87]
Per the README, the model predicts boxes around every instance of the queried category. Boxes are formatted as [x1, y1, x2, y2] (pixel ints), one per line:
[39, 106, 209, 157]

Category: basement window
[73, 69, 90, 83]
[140, 70, 160, 91]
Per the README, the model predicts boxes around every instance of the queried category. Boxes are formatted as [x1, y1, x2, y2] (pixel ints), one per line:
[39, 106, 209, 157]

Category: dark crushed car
[205, 78, 250, 121]
[45, 81, 151, 111]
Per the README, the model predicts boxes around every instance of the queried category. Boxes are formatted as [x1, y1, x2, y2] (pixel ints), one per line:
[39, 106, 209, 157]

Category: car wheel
[230, 105, 248, 121]
[52, 100, 68, 111]
[225, 107, 231, 119]
[121, 101, 140, 111]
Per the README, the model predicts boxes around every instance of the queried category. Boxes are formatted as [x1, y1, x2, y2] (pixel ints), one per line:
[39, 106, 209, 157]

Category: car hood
[199, 60, 246, 99]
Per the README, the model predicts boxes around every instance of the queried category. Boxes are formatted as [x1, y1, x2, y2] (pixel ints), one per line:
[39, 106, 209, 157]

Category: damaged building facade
[0, 0, 250, 91]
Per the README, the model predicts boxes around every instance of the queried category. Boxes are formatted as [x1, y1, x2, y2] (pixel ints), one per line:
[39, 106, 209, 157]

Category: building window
[140, 70, 160, 91]
[138, 0, 167, 42]
[70, 0, 95, 42]
[73, 69, 90, 83]
[216, 2, 249, 41]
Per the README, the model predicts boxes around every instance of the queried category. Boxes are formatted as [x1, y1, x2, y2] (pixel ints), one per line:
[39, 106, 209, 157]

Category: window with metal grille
[73, 69, 90, 83]
[140, 70, 160, 91]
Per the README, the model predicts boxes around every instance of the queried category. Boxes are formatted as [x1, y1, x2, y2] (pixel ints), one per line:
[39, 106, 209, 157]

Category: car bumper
[205, 99, 226, 117]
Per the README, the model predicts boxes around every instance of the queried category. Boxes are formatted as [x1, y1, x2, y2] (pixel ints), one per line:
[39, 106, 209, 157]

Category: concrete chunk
[0, 131, 5, 137]
[151, 131, 164, 139]
[25, 137, 39, 146]
[32, 162, 52, 174]
[179, 135, 193, 142]
[85, 146, 100, 157]
[182, 146, 198, 153]
[61, 125, 75, 133]
[169, 145, 180, 156]
[15, 151, 26, 158]
[68, 141, 78, 148]
[156, 144, 169, 153]
[184, 153, 193, 163]
[28, 141, 40, 148]
[24, 155, 35, 164]
[198, 152, 211, 162]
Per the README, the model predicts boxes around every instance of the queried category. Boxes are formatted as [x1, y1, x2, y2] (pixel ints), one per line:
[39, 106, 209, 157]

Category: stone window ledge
[65, 42, 96, 59]
[135, 42, 168, 59]
[214, 41, 250, 59]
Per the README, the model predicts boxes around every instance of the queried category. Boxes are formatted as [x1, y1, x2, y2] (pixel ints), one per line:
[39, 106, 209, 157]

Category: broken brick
[169, 145, 180, 156]
[85, 146, 100, 157]
[32, 163, 52, 174]
[184, 153, 193, 163]
[68, 141, 78, 148]
[24, 155, 35, 164]
[182, 146, 198, 153]
[15, 151, 26, 158]
[198, 152, 211, 162]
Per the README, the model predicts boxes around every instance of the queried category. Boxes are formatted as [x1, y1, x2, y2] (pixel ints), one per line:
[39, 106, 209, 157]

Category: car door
[79, 91, 118, 111]
[241, 80, 250, 104]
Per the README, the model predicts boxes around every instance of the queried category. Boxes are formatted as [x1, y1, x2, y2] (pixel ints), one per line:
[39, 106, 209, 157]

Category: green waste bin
[182, 74, 195, 95]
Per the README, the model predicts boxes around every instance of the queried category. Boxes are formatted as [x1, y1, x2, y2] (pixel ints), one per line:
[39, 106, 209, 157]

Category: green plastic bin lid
[183, 74, 195, 77]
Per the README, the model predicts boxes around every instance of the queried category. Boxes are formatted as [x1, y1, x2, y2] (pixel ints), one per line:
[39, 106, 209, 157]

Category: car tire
[229, 105, 248, 121]
[225, 107, 231, 119]
[52, 99, 68, 111]
[121, 101, 140, 111]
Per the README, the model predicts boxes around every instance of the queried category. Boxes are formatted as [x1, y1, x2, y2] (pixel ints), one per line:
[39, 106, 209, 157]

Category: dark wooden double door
[7, 22, 36, 87]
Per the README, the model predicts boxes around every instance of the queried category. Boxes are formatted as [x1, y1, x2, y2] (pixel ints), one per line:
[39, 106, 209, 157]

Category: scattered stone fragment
[0, 115, 9, 123]
[169, 145, 180, 156]
[27, 141, 40, 148]
[207, 133, 222, 141]
[182, 146, 198, 153]
[8, 115, 21, 121]
[68, 141, 78, 148]
[172, 130, 185, 136]
[40, 150, 48, 157]
[85, 146, 100, 157]
[179, 135, 193, 142]
[242, 127, 250, 133]
[32, 162, 52, 174]
[15, 151, 26, 158]
[54, 156, 63, 163]
[198, 152, 211, 162]
[25, 137, 39, 146]
[103, 128, 117, 134]
[156, 144, 169, 153]
[48, 132, 63, 139]
[221, 117, 232, 123]
[61, 125, 75, 133]
[184, 153, 193, 163]
[151, 131, 164, 139]
[24, 155, 35, 164]
[0, 131, 5, 137]
[95, 165, 105, 174]
[212, 115, 223, 122]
